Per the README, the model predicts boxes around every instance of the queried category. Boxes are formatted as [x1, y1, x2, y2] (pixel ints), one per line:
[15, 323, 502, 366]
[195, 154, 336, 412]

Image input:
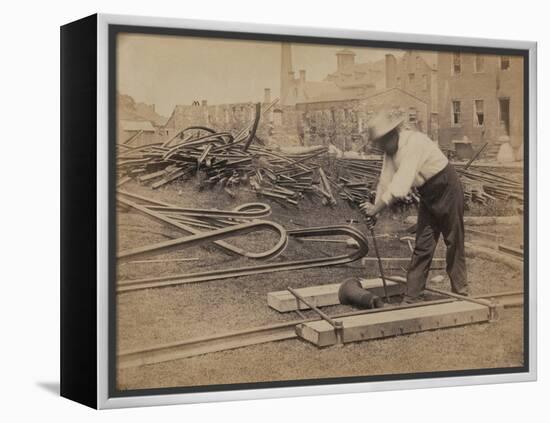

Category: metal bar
[369, 227, 390, 302]
[117, 220, 288, 263]
[144, 203, 271, 219]
[287, 287, 340, 328]
[242, 102, 261, 151]
[117, 289, 520, 369]
[117, 195, 268, 258]
[463, 142, 489, 170]
[118, 225, 369, 293]
[122, 258, 198, 264]
[233, 98, 279, 142]
[121, 129, 143, 146]
[197, 144, 213, 165]
[117, 297, 454, 369]
[384, 275, 493, 307]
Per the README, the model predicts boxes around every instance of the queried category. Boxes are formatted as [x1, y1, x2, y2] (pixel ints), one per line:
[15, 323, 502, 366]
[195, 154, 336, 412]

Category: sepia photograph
[112, 28, 527, 394]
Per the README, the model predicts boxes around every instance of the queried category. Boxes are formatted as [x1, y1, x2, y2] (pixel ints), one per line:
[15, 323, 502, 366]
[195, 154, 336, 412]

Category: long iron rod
[384, 275, 492, 307]
[287, 287, 341, 329]
[369, 226, 390, 302]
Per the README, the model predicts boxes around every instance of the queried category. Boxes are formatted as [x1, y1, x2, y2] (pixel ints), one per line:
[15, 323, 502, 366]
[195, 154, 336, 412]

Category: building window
[474, 54, 485, 73]
[474, 100, 484, 126]
[408, 73, 415, 84]
[408, 108, 417, 124]
[452, 100, 461, 126]
[422, 74, 428, 90]
[500, 56, 511, 70]
[499, 98, 511, 135]
[452, 52, 461, 75]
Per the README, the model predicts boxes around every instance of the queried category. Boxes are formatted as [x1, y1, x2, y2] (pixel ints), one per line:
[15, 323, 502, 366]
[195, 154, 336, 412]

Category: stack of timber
[296, 300, 496, 347]
[268, 278, 404, 313]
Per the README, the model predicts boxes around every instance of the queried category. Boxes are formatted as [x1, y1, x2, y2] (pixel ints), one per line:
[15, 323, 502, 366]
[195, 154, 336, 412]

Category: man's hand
[359, 201, 378, 229]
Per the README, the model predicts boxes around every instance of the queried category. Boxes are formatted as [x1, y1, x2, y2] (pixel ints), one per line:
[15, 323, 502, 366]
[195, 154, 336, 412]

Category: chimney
[201, 99, 208, 107]
[264, 88, 271, 104]
[280, 42, 293, 106]
[299, 69, 306, 84]
[385, 54, 397, 88]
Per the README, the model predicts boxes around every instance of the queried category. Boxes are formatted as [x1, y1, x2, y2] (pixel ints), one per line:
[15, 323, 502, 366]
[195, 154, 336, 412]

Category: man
[360, 111, 468, 302]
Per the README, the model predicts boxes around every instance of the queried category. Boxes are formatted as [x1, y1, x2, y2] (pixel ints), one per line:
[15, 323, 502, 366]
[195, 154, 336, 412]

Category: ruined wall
[165, 103, 257, 134]
[163, 102, 300, 145]
[296, 89, 429, 151]
[297, 100, 366, 150]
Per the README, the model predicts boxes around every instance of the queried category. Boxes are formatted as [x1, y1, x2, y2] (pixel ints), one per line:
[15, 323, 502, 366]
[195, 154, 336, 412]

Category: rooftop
[120, 120, 156, 132]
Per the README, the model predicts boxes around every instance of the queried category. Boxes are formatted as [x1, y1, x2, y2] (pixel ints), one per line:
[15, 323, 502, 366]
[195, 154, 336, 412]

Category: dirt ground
[115, 178, 525, 391]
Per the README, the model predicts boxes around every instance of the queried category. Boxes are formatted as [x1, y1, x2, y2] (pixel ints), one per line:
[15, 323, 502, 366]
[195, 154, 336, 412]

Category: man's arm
[375, 153, 394, 202]
[361, 154, 394, 225]
[362, 136, 423, 225]
[379, 140, 423, 205]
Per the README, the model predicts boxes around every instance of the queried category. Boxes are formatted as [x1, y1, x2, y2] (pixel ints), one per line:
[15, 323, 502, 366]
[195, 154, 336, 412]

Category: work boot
[399, 295, 424, 306]
[371, 295, 385, 309]
[454, 286, 471, 297]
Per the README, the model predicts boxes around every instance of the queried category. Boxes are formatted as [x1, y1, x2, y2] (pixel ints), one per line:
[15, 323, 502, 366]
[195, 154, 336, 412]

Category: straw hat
[368, 111, 404, 142]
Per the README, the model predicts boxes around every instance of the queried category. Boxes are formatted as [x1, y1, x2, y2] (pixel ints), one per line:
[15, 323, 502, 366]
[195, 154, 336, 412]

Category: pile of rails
[334, 157, 417, 208]
[457, 167, 523, 204]
[334, 157, 381, 205]
[117, 101, 331, 207]
[333, 156, 523, 207]
[118, 104, 522, 209]
[247, 145, 330, 206]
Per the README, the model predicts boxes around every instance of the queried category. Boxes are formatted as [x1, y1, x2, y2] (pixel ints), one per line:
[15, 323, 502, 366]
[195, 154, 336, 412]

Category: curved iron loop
[118, 225, 369, 293]
[232, 202, 271, 215]
[143, 202, 271, 220]
[161, 125, 217, 148]
[117, 219, 288, 263]
[117, 191, 282, 260]
[163, 132, 234, 161]
[118, 190, 270, 218]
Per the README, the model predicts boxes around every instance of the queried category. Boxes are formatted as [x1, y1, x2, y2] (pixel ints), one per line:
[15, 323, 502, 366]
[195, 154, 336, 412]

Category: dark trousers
[406, 164, 468, 297]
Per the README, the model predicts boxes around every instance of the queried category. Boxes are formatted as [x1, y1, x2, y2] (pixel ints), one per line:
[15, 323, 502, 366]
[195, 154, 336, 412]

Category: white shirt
[376, 130, 449, 205]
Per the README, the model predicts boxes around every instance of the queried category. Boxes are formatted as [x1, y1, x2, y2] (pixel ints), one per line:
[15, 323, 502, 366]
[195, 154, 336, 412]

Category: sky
[117, 33, 403, 117]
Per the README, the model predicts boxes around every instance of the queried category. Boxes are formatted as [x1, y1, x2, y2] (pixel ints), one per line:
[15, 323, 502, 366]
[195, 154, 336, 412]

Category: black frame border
[60, 14, 98, 409]
[107, 23, 530, 399]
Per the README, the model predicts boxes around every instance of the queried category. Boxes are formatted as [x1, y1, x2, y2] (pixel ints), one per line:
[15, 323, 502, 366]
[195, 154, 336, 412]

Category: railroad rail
[118, 290, 523, 369]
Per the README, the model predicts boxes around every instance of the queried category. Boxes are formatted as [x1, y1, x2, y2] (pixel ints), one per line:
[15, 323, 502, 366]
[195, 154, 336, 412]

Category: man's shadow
[36, 381, 60, 396]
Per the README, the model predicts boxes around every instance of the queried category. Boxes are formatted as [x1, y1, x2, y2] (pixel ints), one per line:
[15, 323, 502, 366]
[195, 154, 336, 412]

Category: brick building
[163, 90, 302, 147]
[385, 51, 439, 139]
[293, 47, 434, 150]
[157, 44, 524, 160]
[437, 52, 524, 156]
[323, 49, 385, 92]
